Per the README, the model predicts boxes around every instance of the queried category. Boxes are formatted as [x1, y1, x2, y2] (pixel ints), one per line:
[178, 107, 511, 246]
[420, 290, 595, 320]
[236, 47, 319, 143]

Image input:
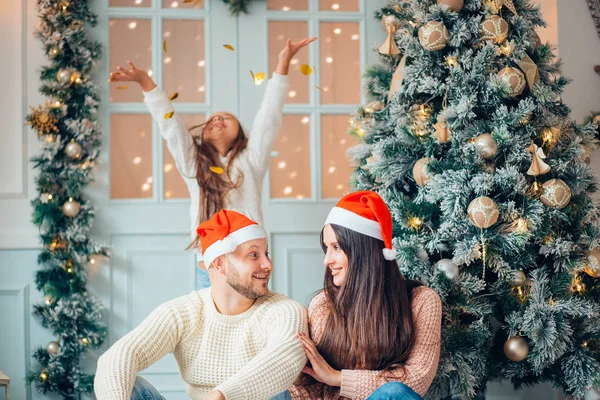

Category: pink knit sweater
[290, 286, 442, 400]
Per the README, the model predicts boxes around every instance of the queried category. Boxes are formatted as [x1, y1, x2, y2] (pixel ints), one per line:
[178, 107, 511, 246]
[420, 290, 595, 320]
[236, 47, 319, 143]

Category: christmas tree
[26, 0, 108, 398]
[350, 0, 600, 398]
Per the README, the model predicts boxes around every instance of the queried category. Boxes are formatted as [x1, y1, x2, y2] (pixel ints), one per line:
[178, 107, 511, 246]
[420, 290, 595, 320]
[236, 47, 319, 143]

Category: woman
[108, 37, 317, 287]
[291, 191, 442, 400]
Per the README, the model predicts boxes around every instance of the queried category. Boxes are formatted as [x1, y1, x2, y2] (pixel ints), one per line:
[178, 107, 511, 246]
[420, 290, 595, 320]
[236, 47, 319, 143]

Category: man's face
[223, 238, 272, 299]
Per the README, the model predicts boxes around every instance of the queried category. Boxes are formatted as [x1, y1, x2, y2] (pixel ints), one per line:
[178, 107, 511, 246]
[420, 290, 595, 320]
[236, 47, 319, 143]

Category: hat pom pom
[382, 247, 397, 261]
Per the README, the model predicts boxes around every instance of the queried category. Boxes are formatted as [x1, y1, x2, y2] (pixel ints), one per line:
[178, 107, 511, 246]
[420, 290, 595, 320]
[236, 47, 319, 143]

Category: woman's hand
[297, 333, 341, 387]
[276, 37, 317, 75]
[108, 61, 156, 92]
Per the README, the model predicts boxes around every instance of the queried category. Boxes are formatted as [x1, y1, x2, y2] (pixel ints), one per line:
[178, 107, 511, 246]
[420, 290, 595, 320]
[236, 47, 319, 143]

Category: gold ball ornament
[540, 179, 571, 209]
[436, 259, 459, 279]
[497, 67, 526, 97]
[62, 198, 80, 218]
[584, 248, 600, 278]
[46, 341, 60, 355]
[65, 141, 82, 159]
[56, 67, 73, 84]
[434, 114, 451, 143]
[468, 196, 499, 228]
[474, 133, 498, 159]
[418, 21, 449, 51]
[509, 270, 527, 287]
[504, 336, 529, 362]
[481, 15, 508, 44]
[413, 158, 432, 187]
[437, 0, 464, 12]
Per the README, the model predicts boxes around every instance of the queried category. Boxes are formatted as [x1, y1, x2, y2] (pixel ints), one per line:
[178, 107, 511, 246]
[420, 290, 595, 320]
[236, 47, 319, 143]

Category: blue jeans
[367, 382, 422, 400]
[130, 376, 292, 400]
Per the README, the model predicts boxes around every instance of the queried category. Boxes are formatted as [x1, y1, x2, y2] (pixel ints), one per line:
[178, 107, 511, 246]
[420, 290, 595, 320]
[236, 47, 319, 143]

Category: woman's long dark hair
[187, 120, 248, 249]
[302, 224, 421, 395]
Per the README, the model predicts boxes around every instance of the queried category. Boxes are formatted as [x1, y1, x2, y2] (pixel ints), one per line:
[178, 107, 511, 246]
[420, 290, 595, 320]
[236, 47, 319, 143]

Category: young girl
[108, 37, 316, 287]
[290, 191, 442, 400]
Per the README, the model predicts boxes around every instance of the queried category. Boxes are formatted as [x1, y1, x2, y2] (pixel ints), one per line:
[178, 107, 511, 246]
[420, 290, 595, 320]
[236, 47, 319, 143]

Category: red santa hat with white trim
[324, 190, 397, 260]
[197, 210, 267, 268]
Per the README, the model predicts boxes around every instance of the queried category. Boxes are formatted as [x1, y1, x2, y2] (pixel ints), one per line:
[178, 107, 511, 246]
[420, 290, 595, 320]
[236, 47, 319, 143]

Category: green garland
[222, 0, 252, 15]
[26, 0, 108, 398]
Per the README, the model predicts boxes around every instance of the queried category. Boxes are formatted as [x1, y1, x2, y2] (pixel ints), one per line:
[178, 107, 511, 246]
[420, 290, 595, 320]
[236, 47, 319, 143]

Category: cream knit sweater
[143, 74, 289, 258]
[95, 289, 308, 400]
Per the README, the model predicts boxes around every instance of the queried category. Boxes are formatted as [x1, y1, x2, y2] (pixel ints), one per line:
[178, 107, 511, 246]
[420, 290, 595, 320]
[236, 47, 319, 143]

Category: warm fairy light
[301, 116, 309, 124]
[331, 3, 340, 10]
[446, 56, 457, 67]
[133, 157, 141, 164]
[198, 86, 205, 92]
[198, 60, 205, 67]
[40, 371, 48, 380]
[284, 186, 293, 195]
[288, 90, 297, 98]
[499, 43, 513, 56]
[128, 22, 137, 30]
[514, 218, 528, 233]
[170, 1, 179, 8]
[570, 274, 586, 294]
[542, 128, 554, 144]
[142, 183, 151, 191]
[328, 166, 336, 174]
[165, 191, 172, 198]
[520, 115, 530, 125]
[282, 6, 290, 11]
[48, 194, 53, 200]
[290, 58, 299, 65]
[45, 296, 52, 305]
[147, 69, 153, 77]
[336, 184, 344, 190]
[135, 0, 143, 4]
[81, 337, 90, 345]
[146, 177, 153, 184]
[164, 163, 174, 172]
[67, 267, 73, 273]
[277, 161, 287, 169]
[357, 128, 366, 137]
[334, 28, 342, 34]
[583, 341, 589, 348]
[351, 34, 359, 40]
[408, 20, 416, 27]
[289, 171, 298, 179]
[45, 135, 55, 143]
[296, 195, 304, 200]
[326, 57, 333, 63]
[164, 57, 172, 64]
[408, 216, 423, 229]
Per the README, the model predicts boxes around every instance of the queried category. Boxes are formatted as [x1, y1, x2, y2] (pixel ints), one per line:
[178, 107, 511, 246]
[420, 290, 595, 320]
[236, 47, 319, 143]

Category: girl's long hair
[186, 120, 248, 249]
[301, 224, 421, 396]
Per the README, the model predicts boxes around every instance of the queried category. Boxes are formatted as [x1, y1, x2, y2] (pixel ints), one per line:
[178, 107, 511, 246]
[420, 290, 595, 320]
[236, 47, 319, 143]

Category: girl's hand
[297, 332, 341, 387]
[276, 37, 317, 75]
[108, 61, 156, 92]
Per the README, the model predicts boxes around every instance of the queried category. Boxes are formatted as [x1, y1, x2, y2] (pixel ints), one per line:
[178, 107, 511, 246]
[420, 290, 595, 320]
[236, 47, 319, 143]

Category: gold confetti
[163, 40, 167, 52]
[169, 92, 179, 101]
[300, 64, 313, 76]
[253, 72, 265, 85]
[116, 85, 128, 89]
[249, 70, 255, 80]
[164, 111, 175, 119]
[210, 166, 224, 174]
[315, 86, 325, 92]
[223, 44, 235, 51]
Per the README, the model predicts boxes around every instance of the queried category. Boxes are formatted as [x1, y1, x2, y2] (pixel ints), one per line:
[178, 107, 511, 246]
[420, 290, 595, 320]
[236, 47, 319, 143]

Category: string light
[570, 274, 586, 294]
[80, 337, 90, 345]
[40, 370, 48, 381]
[408, 216, 423, 230]
[499, 43, 513, 56]
[446, 56, 458, 67]
[45, 296, 53, 305]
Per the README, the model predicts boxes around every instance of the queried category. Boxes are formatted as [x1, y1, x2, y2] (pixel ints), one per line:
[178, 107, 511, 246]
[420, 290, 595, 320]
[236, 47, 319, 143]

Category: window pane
[270, 115, 311, 199]
[110, 0, 150, 7]
[321, 115, 359, 199]
[109, 19, 151, 103]
[111, 115, 153, 199]
[267, 0, 308, 11]
[163, 20, 206, 102]
[319, 0, 359, 11]
[163, 114, 205, 199]
[162, 0, 204, 9]
[268, 21, 309, 104]
[319, 22, 360, 104]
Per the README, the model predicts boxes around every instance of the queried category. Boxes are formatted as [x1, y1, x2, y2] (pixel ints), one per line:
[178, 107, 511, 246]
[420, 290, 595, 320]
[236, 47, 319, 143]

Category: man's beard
[225, 262, 267, 300]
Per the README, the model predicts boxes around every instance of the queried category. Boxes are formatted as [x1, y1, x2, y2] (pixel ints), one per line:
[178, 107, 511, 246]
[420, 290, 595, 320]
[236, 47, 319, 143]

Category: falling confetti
[163, 40, 167, 52]
[300, 64, 313, 75]
[250, 70, 265, 85]
[223, 44, 235, 51]
[315, 86, 325, 92]
[116, 85, 128, 89]
[210, 166, 224, 174]
[164, 111, 175, 119]
[169, 92, 179, 101]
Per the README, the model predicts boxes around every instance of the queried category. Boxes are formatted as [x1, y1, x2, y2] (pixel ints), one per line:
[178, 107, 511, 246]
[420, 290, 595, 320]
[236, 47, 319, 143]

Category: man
[95, 210, 308, 399]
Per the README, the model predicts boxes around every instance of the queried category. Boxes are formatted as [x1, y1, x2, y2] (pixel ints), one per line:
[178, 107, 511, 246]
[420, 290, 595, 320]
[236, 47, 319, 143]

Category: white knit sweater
[143, 74, 289, 257]
[94, 289, 308, 400]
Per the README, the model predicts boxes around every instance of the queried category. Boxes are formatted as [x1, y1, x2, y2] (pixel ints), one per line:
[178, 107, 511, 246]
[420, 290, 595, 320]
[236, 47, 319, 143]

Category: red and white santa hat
[197, 210, 267, 267]
[324, 190, 397, 260]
